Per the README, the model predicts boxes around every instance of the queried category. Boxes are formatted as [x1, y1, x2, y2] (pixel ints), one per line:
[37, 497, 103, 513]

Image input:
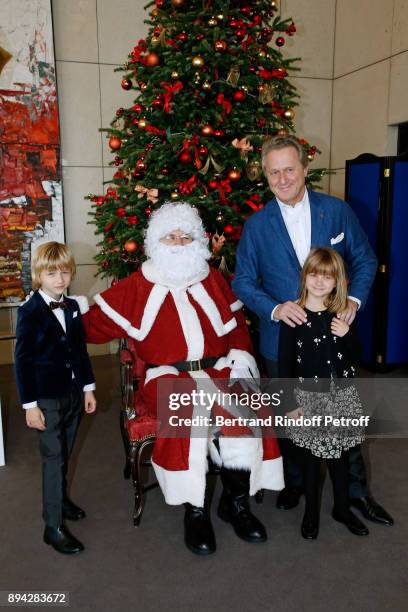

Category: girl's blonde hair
[31, 242, 76, 289]
[298, 247, 348, 313]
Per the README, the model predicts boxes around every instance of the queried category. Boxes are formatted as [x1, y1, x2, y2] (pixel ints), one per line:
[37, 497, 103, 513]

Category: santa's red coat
[82, 261, 284, 506]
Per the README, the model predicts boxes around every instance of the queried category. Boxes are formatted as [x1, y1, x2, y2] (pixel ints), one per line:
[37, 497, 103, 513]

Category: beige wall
[329, 0, 408, 198]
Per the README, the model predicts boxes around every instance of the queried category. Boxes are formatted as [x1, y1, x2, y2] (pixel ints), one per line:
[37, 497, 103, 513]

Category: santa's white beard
[149, 240, 211, 285]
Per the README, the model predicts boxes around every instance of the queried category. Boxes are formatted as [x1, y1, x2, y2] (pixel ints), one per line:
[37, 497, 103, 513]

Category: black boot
[217, 468, 267, 543]
[184, 504, 216, 555]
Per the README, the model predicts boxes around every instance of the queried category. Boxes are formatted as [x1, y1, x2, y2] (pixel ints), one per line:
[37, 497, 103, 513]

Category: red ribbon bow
[216, 93, 232, 116]
[161, 80, 183, 112]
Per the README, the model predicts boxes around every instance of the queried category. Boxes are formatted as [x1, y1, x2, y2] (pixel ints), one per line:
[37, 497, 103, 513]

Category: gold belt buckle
[189, 359, 201, 371]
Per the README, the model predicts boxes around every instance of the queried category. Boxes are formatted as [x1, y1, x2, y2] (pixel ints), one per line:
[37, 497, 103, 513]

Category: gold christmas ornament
[171, 0, 185, 7]
[259, 83, 276, 104]
[202, 80, 212, 90]
[170, 191, 180, 199]
[138, 118, 147, 128]
[226, 66, 240, 87]
[284, 108, 295, 120]
[307, 153, 315, 161]
[258, 49, 267, 58]
[151, 36, 160, 46]
[171, 71, 179, 79]
[208, 18, 217, 26]
[194, 71, 201, 84]
[192, 55, 205, 68]
[246, 160, 262, 181]
[216, 212, 224, 222]
[216, 14, 225, 21]
[240, 85, 249, 93]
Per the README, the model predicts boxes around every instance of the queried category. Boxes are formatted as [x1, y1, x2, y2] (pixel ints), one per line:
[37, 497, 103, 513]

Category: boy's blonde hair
[298, 247, 348, 313]
[31, 242, 76, 289]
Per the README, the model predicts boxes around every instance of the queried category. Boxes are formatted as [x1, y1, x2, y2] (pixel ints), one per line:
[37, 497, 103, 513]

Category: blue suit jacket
[15, 291, 95, 404]
[232, 190, 377, 360]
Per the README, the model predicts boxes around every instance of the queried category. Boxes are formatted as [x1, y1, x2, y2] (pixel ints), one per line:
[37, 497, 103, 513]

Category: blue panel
[347, 162, 381, 363]
[386, 160, 408, 363]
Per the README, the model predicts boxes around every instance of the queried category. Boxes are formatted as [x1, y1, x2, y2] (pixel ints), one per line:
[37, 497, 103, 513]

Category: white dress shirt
[271, 188, 360, 321]
[23, 290, 95, 409]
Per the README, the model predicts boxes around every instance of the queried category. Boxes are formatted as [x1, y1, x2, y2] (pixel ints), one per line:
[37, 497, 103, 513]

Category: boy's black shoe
[44, 524, 84, 554]
[331, 509, 369, 536]
[62, 498, 86, 521]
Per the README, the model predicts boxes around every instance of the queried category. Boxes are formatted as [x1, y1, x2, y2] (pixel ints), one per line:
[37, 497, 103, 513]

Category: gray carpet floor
[0, 355, 407, 612]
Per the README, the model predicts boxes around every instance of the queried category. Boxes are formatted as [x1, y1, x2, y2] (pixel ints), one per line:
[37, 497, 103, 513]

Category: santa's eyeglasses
[160, 232, 193, 245]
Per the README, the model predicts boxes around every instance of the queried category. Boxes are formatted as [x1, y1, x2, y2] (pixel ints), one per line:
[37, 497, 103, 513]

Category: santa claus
[81, 202, 284, 555]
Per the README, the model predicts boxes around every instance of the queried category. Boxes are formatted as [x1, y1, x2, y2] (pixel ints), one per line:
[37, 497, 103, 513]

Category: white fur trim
[188, 282, 237, 337]
[219, 438, 284, 494]
[142, 259, 209, 289]
[69, 295, 89, 314]
[145, 365, 180, 386]
[226, 349, 259, 378]
[230, 299, 243, 312]
[94, 283, 168, 341]
[170, 287, 204, 360]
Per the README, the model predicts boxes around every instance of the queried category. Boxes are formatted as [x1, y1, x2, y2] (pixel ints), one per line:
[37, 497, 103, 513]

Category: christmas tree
[88, 0, 325, 280]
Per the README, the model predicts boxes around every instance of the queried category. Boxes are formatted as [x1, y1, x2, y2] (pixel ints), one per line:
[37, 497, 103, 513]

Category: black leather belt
[147, 357, 219, 372]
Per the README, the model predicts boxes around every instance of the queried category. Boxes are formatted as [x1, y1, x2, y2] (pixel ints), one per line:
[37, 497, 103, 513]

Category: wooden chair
[119, 338, 158, 526]
[119, 339, 263, 525]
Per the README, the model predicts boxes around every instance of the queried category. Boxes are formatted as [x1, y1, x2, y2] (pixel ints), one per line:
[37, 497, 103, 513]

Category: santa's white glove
[69, 295, 89, 314]
[228, 364, 260, 392]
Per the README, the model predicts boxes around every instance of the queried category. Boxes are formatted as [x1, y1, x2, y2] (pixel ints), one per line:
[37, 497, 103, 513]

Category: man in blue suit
[232, 134, 393, 527]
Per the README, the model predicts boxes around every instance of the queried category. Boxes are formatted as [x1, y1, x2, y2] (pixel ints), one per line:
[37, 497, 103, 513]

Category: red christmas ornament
[124, 240, 138, 253]
[132, 118, 139, 127]
[117, 207, 126, 217]
[177, 32, 188, 42]
[276, 36, 285, 47]
[240, 6, 251, 15]
[179, 150, 192, 164]
[160, 166, 169, 175]
[145, 52, 160, 67]
[233, 90, 246, 102]
[145, 207, 152, 215]
[136, 158, 147, 172]
[214, 40, 228, 52]
[108, 136, 122, 151]
[214, 129, 225, 138]
[208, 180, 218, 190]
[152, 97, 163, 108]
[223, 224, 234, 235]
[260, 28, 273, 41]
[121, 78, 132, 90]
[102, 261, 109, 269]
[235, 28, 247, 39]
[196, 33, 205, 41]
[133, 103, 143, 113]
[127, 215, 138, 225]
[155, 0, 165, 7]
[116, 107, 124, 117]
[198, 145, 208, 156]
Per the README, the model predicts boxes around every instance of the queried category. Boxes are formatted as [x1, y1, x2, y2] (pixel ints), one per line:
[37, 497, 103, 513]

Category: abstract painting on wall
[0, 0, 63, 303]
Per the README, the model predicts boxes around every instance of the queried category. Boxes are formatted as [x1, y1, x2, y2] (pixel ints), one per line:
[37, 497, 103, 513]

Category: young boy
[15, 242, 96, 555]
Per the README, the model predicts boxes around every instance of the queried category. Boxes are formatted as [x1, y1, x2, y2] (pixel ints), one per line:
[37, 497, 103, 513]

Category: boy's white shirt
[22, 290, 95, 410]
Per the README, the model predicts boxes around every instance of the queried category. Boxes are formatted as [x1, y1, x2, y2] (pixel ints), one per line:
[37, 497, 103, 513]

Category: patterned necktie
[49, 301, 67, 310]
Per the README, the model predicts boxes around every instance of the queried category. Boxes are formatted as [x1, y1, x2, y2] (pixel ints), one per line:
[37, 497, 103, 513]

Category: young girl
[278, 247, 367, 540]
